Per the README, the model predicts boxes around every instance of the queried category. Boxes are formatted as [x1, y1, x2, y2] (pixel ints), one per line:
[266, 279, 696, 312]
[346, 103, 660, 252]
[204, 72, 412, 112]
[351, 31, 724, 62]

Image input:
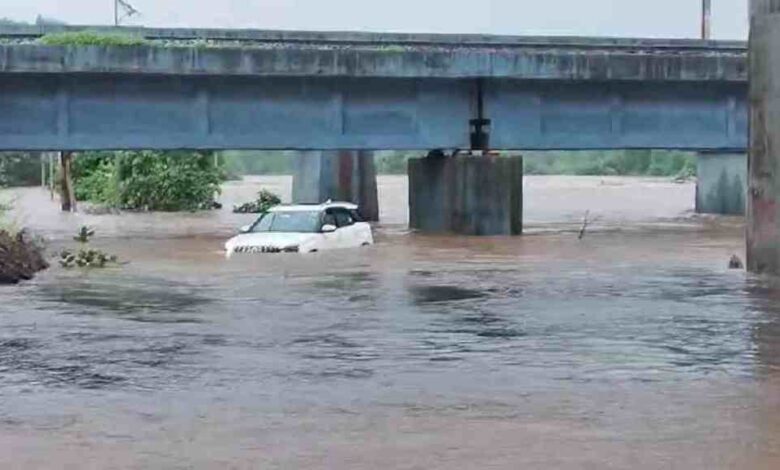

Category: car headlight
[283, 245, 300, 253]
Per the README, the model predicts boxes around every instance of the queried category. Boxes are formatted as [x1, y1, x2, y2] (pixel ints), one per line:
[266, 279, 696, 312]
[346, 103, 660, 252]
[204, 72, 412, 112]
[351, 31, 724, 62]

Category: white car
[225, 202, 374, 257]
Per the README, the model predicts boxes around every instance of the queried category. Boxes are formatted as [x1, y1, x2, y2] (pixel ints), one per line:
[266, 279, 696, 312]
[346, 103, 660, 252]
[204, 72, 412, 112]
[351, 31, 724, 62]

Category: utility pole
[701, 0, 712, 39]
[40, 153, 45, 188]
[114, 0, 139, 27]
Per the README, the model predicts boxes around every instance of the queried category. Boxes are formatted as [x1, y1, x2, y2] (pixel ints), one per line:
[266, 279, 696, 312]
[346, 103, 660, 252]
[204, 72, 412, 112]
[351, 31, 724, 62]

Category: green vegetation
[59, 226, 119, 269]
[73, 150, 225, 211]
[220, 151, 293, 178]
[369, 150, 697, 178]
[38, 31, 147, 47]
[233, 189, 282, 214]
[219, 150, 696, 178]
[0, 153, 43, 187]
[375, 151, 419, 174]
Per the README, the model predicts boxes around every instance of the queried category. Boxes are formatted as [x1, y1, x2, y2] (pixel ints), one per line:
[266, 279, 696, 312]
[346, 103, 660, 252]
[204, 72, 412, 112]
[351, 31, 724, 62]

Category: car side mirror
[321, 224, 337, 233]
[239, 225, 251, 234]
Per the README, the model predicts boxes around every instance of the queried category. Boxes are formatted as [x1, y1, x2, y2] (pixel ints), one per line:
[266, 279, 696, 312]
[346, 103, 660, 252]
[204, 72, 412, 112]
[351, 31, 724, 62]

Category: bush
[38, 31, 147, 47]
[0, 153, 42, 187]
[59, 227, 119, 269]
[233, 189, 281, 214]
[72, 150, 225, 212]
[73, 157, 119, 205]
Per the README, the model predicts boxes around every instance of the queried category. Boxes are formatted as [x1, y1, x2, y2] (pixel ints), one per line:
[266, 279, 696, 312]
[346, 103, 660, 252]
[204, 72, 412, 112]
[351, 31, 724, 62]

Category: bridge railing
[0, 25, 747, 52]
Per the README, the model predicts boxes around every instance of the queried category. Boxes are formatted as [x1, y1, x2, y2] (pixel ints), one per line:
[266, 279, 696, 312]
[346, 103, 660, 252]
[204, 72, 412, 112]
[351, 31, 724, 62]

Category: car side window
[349, 209, 364, 222]
[322, 211, 337, 229]
[332, 208, 354, 228]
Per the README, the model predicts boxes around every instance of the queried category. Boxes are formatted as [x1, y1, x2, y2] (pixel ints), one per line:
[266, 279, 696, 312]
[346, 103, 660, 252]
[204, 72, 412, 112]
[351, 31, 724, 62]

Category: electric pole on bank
[701, 0, 712, 39]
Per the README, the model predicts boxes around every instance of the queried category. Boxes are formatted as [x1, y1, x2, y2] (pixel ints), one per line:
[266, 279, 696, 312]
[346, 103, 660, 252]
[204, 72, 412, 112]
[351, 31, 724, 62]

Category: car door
[332, 208, 359, 248]
[320, 210, 341, 250]
[350, 209, 374, 245]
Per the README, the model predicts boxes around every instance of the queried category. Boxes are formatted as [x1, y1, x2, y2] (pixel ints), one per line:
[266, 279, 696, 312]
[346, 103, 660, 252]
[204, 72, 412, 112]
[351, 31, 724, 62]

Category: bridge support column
[408, 154, 523, 235]
[695, 153, 746, 215]
[292, 151, 379, 221]
[748, 1, 780, 273]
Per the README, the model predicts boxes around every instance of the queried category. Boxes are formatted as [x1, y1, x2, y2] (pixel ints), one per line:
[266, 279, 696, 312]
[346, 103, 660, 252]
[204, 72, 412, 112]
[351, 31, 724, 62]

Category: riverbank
[0, 230, 48, 284]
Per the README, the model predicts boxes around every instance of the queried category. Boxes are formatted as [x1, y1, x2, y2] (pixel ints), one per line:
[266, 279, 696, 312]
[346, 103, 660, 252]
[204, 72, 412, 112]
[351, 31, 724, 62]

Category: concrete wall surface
[748, 2, 780, 273]
[408, 155, 523, 236]
[292, 151, 379, 221]
[0, 41, 746, 82]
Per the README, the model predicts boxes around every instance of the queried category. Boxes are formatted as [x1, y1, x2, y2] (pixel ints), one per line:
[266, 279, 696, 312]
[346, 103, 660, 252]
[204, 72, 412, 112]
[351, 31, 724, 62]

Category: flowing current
[2, 176, 779, 469]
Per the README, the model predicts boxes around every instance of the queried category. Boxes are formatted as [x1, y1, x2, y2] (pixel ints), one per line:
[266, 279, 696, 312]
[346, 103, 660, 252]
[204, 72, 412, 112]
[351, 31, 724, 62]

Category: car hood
[225, 232, 317, 250]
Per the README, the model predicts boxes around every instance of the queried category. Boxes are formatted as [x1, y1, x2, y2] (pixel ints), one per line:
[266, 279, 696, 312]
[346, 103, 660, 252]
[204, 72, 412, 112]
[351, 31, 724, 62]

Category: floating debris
[59, 228, 120, 270]
[233, 189, 281, 214]
[58, 249, 118, 269]
[728, 255, 744, 270]
[73, 226, 95, 244]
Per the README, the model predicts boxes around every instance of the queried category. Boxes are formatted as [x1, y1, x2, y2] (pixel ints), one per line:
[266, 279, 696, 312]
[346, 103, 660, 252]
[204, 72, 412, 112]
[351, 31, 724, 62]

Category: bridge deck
[0, 26, 746, 81]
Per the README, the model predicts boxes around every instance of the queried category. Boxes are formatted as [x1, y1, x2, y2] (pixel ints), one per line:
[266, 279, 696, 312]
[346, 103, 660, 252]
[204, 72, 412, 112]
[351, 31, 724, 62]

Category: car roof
[268, 201, 359, 212]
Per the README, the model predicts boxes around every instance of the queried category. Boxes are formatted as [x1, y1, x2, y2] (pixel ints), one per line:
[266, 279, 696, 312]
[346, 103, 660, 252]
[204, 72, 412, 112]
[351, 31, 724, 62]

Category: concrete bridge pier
[292, 151, 379, 221]
[748, 0, 780, 273]
[408, 154, 523, 235]
[696, 153, 747, 215]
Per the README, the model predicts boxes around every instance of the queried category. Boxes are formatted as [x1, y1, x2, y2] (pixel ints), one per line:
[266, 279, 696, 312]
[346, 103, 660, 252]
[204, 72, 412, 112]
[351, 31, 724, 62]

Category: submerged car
[225, 202, 374, 256]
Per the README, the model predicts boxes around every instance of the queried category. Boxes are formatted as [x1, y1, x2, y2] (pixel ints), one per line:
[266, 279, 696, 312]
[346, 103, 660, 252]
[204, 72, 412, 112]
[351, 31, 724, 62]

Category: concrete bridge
[0, 26, 751, 231]
[0, 25, 747, 151]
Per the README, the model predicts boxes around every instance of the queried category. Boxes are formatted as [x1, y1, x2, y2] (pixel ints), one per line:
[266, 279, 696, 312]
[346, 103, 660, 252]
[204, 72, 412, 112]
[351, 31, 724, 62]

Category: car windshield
[250, 210, 321, 233]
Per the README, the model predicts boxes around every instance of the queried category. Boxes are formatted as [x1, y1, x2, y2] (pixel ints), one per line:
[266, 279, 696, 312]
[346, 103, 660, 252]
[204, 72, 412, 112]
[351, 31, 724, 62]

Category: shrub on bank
[0, 230, 48, 284]
[73, 150, 225, 212]
[38, 31, 147, 47]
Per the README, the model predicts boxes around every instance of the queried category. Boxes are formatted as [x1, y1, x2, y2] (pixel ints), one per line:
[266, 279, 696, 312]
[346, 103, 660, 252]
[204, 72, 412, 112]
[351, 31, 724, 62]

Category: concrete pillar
[748, 0, 780, 273]
[696, 153, 746, 215]
[408, 154, 523, 236]
[292, 150, 379, 221]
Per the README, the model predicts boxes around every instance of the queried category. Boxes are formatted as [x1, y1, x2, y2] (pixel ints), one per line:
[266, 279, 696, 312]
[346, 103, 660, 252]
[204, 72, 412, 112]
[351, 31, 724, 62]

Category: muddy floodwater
[3, 176, 780, 469]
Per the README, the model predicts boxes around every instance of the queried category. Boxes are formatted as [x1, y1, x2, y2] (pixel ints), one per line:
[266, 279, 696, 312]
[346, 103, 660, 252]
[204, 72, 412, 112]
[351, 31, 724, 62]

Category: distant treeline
[0, 150, 698, 188]
[220, 150, 425, 177]
[0, 152, 46, 187]
[522, 150, 697, 178]
[221, 150, 697, 178]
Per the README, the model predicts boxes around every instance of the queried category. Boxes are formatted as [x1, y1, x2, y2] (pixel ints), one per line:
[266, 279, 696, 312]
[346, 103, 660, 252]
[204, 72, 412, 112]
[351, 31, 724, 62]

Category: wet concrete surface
[2, 176, 779, 469]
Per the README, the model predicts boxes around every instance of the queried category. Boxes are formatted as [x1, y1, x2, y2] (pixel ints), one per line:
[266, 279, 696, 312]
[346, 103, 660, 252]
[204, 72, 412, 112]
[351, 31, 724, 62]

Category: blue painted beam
[0, 73, 747, 151]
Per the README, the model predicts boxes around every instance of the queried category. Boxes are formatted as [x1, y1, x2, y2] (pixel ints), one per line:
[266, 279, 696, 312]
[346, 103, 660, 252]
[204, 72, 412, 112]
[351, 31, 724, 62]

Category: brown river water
[2, 175, 780, 469]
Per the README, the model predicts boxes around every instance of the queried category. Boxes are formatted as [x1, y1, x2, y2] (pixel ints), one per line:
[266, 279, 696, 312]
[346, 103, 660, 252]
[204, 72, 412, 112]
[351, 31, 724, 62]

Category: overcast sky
[2, 0, 749, 39]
